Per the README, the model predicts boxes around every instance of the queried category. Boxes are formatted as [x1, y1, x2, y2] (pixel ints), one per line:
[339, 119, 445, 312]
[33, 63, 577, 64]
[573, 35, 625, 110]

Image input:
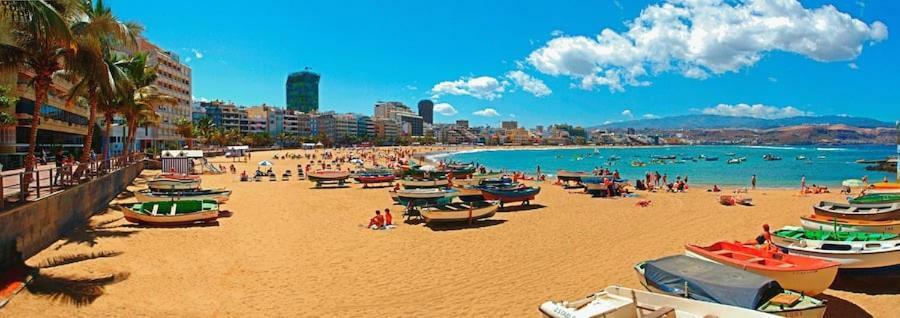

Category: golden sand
[2, 148, 896, 317]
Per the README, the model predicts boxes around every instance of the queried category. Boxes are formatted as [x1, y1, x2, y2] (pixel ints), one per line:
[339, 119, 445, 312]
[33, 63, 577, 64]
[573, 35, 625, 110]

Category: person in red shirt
[368, 210, 384, 229]
[384, 209, 393, 228]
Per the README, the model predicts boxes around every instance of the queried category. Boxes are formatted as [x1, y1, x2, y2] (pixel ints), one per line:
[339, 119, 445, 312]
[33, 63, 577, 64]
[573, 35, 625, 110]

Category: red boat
[354, 175, 395, 184]
[684, 241, 840, 295]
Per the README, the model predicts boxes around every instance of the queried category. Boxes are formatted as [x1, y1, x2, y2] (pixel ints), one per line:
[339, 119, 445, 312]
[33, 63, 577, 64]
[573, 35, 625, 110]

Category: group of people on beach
[367, 209, 394, 230]
[635, 171, 689, 193]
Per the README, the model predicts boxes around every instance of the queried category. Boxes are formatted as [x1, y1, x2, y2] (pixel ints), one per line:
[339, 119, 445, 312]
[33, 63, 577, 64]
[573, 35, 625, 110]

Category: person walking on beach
[751, 174, 757, 190]
[662, 174, 668, 186]
[800, 175, 807, 193]
[536, 165, 541, 179]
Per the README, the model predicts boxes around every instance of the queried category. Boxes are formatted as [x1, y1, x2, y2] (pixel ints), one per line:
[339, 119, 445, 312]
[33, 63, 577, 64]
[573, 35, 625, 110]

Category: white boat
[396, 188, 458, 200]
[772, 238, 900, 269]
[800, 214, 900, 235]
[539, 285, 777, 318]
[135, 188, 232, 203]
[402, 178, 449, 189]
[148, 175, 201, 191]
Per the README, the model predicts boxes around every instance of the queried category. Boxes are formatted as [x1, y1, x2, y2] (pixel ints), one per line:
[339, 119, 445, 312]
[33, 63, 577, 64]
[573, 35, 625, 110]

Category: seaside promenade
[1, 148, 896, 317]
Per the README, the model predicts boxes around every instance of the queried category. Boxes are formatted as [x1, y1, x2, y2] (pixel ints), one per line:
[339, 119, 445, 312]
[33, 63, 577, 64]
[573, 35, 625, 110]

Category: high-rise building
[417, 99, 434, 124]
[286, 68, 320, 113]
[455, 120, 469, 130]
[502, 120, 518, 130]
[374, 101, 424, 136]
[134, 38, 192, 151]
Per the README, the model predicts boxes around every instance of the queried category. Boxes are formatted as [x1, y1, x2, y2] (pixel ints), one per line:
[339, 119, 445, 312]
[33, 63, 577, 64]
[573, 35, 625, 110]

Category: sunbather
[368, 210, 385, 229]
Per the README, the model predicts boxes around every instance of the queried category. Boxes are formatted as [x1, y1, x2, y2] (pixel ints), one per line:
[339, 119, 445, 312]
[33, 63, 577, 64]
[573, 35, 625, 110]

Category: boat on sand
[123, 200, 220, 226]
[393, 188, 457, 206]
[800, 214, 900, 234]
[813, 201, 900, 221]
[771, 236, 900, 269]
[850, 193, 900, 204]
[148, 173, 201, 191]
[538, 285, 776, 318]
[402, 177, 449, 189]
[634, 255, 826, 318]
[308, 170, 351, 185]
[481, 186, 540, 207]
[772, 226, 897, 243]
[421, 201, 496, 223]
[135, 188, 232, 203]
[684, 241, 839, 295]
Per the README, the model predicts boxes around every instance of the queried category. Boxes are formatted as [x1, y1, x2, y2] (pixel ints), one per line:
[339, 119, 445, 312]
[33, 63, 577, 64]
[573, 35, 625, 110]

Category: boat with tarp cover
[634, 255, 826, 318]
[684, 241, 839, 295]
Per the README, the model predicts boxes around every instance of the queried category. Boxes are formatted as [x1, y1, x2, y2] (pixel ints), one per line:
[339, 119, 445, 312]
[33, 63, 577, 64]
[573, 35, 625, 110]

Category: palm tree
[192, 116, 214, 146]
[118, 53, 174, 155]
[174, 118, 194, 148]
[65, 0, 140, 162]
[0, 1, 77, 182]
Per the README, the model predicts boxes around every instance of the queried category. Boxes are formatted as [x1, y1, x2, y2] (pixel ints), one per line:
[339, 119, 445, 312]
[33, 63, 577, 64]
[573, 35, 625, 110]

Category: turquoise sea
[436, 145, 897, 187]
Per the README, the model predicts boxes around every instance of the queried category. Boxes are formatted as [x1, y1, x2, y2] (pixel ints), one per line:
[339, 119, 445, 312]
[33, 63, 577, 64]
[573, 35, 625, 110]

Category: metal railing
[0, 153, 145, 210]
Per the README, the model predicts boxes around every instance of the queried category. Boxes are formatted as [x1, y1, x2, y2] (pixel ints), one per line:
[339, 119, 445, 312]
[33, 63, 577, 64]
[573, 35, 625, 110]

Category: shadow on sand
[819, 293, 873, 318]
[425, 219, 507, 231]
[829, 266, 900, 295]
[23, 249, 129, 307]
[497, 204, 546, 213]
[120, 220, 220, 229]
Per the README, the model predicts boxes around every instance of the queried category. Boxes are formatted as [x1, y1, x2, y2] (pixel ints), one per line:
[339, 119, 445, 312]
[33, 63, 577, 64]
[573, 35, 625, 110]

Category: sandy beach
[2, 148, 896, 317]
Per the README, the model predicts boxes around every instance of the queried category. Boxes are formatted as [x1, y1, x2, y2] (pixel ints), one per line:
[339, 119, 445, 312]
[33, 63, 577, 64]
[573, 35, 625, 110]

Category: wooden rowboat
[123, 200, 219, 226]
[634, 255, 826, 318]
[354, 174, 395, 184]
[813, 201, 900, 221]
[800, 214, 900, 234]
[684, 241, 839, 295]
[481, 186, 540, 207]
[421, 201, 496, 223]
[135, 188, 232, 203]
[870, 182, 900, 189]
[771, 237, 900, 269]
[773, 225, 897, 243]
[401, 178, 449, 189]
[148, 174, 201, 191]
[849, 193, 900, 204]
[307, 170, 351, 182]
[539, 285, 777, 318]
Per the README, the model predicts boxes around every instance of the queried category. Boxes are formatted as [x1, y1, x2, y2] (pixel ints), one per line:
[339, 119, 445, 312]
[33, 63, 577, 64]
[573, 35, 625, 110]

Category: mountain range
[593, 115, 895, 130]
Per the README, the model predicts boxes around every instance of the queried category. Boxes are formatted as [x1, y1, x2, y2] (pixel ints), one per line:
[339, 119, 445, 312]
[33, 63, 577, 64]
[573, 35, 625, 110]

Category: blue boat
[481, 186, 540, 207]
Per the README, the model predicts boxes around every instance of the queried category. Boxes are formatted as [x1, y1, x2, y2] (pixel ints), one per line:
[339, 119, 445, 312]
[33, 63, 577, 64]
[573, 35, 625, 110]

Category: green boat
[773, 225, 897, 242]
[850, 193, 900, 204]
[124, 200, 220, 225]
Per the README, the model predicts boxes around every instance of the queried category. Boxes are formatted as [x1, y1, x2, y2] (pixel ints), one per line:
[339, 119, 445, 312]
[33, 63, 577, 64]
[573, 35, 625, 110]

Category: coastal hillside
[594, 115, 894, 130]
[681, 124, 897, 145]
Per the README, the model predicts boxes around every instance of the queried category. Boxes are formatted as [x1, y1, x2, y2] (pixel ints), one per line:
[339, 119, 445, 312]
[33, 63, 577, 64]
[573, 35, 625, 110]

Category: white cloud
[433, 103, 458, 116]
[527, 0, 887, 92]
[473, 108, 501, 117]
[848, 63, 859, 70]
[405, 85, 418, 90]
[191, 49, 204, 59]
[184, 57, 192, 63]
[551, 30, 565, 37]
[642, 113, 660, 119]
[768, 77, 778, 82]
[505, 70, 552, 97]
[431, 76, 506, 100]
[702, 103, 812, 119]
[509, 113, 517, 118]
[621, 109, 633, 118]
[192, 95, 209, 103]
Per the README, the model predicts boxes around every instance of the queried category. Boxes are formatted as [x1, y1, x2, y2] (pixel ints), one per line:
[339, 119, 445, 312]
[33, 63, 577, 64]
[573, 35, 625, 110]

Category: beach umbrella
[258, 160, 274, 167]
[842, 179, 865, 187]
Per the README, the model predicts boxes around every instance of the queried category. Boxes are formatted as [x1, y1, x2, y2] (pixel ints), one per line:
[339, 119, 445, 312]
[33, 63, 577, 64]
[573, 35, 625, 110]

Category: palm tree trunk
[24, 77, 51, 187]
[80, 89, 98, 163]
[101, 113, 112, 159]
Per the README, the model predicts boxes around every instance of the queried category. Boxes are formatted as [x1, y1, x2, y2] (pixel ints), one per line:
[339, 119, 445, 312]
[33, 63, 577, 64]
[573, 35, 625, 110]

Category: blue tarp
[643, 255, 783, 310]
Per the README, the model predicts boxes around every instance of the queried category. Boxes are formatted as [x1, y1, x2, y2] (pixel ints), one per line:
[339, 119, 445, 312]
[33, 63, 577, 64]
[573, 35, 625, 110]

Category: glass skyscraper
[286, 69, 320, 113]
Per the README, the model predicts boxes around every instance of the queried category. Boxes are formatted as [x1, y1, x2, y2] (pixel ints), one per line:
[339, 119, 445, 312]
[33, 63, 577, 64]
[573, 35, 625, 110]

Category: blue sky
[108, 0, 898, 127]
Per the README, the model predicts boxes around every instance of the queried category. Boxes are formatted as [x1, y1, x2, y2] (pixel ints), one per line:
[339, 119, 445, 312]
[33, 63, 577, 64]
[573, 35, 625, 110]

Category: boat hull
[683, 247, 838, 296]
[148, 179, 201, 191]
[123, 209, 219, 225]
[481, 187, 541, 203]
[812, 202, 900, 221]
[539, 285, 777, 318]
[422, 203, 496, 223]
[402, 179, 449, 189]
[800, 215, 900, 234]
[354, 175, 395, 184]
[772, 240, 900, 269]
[135, 189, 232, 203]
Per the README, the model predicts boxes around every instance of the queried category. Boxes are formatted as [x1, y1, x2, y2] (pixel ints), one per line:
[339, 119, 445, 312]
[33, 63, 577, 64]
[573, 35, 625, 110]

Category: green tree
[65, 0, 140, 161]
[0, 85, 18, 126]
[0, 0, 78, 181]
[119, 53, 174, 155]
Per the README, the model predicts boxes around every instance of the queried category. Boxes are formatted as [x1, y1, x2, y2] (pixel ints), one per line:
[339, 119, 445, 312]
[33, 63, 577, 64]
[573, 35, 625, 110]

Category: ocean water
[436, 145, 897, 187]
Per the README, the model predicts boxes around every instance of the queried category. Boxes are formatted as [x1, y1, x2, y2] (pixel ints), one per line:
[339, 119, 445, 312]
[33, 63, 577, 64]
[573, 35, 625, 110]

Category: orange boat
[871, 182, 900, 189]
[685, 241, 840, 295]
[801, 214, 900, 235]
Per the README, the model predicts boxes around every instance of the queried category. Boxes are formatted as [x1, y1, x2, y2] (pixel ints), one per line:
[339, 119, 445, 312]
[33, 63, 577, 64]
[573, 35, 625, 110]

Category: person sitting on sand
[368, 210, 385, 230]
[711, 184, 721, 192]
[384, 209, 394, 229]
[240, 171, 248, 181]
